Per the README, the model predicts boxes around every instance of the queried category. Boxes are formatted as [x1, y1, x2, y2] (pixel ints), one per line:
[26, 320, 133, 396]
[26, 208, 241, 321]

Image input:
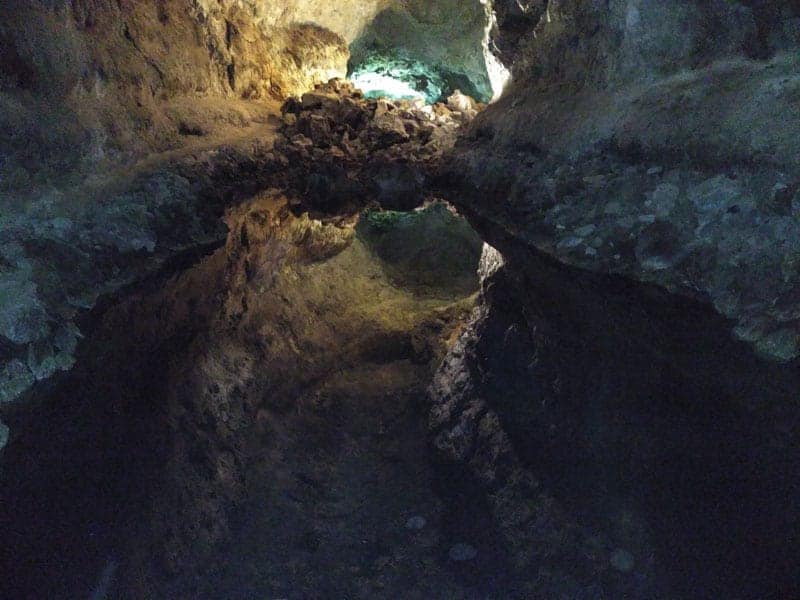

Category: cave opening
[344, 1, 504, 104]
[347, 50, 448, 104]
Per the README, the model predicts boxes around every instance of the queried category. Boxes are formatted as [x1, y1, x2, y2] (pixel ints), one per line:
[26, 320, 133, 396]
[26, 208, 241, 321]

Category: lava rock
[277, 78, 476, 214]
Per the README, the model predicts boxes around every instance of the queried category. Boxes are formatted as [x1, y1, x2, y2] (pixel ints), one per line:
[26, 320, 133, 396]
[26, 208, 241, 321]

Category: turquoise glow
[347, 52, 446, 104]
[350, 71, 428, 102]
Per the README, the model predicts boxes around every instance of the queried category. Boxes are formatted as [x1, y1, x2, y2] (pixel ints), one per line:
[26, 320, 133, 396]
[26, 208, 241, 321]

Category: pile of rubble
[273, 79, 482, 212]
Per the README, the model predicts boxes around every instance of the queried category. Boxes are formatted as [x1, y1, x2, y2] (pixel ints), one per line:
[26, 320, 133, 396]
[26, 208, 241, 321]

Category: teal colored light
[347, 52, 446, 104]
[350, 72, 428, 102]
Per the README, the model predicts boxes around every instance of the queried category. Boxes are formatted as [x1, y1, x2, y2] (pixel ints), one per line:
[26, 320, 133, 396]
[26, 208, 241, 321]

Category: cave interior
[0, 1, 799, 599]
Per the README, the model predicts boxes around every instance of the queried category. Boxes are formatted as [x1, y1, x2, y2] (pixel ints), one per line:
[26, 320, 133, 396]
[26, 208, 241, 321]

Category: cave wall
[430, 2, 800, 597]
[0, 0, 499, 189]
[450, 0, 800, 362]
[498, 0, 800, 90]
[348, 0, 494, 101]
[432, 225, 800, 598]
[0, 4, 494, 429]
[1, 2, 799, 597]
[0, 191, 481, 598]
[0, 0, 353, 182]
[0, 75, 471, 449]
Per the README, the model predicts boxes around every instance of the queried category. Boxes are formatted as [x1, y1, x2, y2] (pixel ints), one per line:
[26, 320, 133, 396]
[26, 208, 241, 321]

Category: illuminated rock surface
[0, 2, 799, 599]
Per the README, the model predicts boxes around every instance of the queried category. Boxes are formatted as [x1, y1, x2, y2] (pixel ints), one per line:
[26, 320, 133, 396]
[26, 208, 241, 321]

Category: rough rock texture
[432, 231, 800, 598]
[0, 0, 487, 419]
[488, 0, 547, 66]
[449, 0, 800, 361]
[349, 0, 495, 101]
[0, 0, 497, 193]
[430, 244, 667, 599]
[0, 125, 281, 411]
[277, 79, 480, 214]
[2, 3, 799, 598]
[0, 1, 349, 185]
[1, 0, 363, 418]
[426, 2, 800, 598]
[0, 78, 474, 417]
[0, 191, 485, 599]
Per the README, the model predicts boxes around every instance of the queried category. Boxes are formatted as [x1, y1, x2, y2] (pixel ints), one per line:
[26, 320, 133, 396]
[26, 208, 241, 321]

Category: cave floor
[190, 359, 517, 599]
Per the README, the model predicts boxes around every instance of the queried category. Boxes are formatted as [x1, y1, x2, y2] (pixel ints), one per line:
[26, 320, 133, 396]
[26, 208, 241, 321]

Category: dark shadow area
[0, 313, 177, 599]
[465, 220, 800, 599]
[738, 0, 800, 60]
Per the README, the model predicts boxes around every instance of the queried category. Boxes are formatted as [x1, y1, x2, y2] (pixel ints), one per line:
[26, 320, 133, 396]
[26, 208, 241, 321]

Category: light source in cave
[347, 52, 446, 104]
[481, 0, 511, 101]
[349, 71, 429, 102]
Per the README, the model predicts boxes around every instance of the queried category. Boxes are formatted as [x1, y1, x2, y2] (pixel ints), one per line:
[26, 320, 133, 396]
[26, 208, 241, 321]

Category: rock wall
[500, 0, 800, 89]
[349, 0, 494, 101]
[450, 0, 800, 361]
[0, 77, 475, 423]
[432, 226, 800, 598]
[429, 2, 800, 597]
[0, 126, 281, 417]
[2, 3, 799, 597]
[0, 0, 497, 424]
[0, 0, 350, 184]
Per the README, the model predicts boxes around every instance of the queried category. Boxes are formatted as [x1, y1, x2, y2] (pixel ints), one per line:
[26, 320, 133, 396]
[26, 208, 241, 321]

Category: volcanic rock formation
[1, 2, 799, 599]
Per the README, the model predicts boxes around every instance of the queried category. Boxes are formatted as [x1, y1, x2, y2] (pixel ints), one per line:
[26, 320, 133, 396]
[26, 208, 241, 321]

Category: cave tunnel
[345, 1, 503, 104]
[1, 1, 800, 599]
